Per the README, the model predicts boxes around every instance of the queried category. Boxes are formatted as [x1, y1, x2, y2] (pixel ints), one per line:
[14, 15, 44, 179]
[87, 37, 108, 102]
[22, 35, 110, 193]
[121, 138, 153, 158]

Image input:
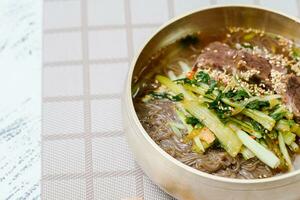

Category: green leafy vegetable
[216, 91, 275, 130]
[224, 90, 235, 98]
[150, 92, 184, 102]
[270, 105, 293, 121]
[171, 93, 184, 101]
[156, 75, 196, 100]
[184, 101, 242, 157]
[242, 109, 276, 131]
[194, 72, 217, 94]
[270, 105, 286, 120]
[206, 80, 217, 94]
[186, 117, 200, 126]
[271, 112, 286, 121]
[246, 100, 270, 110]
[233, 90, 249, 101]
[174, 77, 196, 85]
[208, 92, 222, 109]
[225, 89, 249, 101]
[196, 71, 210, 84]
[228, 117, 262, 138]
[250, 119, 265, 133]
[183, 84, 207, 96]
[208, 93, 232, 119]
[152, 70, 300, 171]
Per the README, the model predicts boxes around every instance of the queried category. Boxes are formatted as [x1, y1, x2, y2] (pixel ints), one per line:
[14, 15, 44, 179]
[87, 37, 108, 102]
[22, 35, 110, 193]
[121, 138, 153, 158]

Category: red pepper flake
[186, 63, 199, 79]
[250, 135, 256, 139]
[186, 71, 195, 80]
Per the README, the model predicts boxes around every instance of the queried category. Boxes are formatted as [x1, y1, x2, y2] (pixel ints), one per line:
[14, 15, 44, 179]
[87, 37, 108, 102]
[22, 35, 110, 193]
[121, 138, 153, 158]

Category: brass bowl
[122, 5, 300, 200]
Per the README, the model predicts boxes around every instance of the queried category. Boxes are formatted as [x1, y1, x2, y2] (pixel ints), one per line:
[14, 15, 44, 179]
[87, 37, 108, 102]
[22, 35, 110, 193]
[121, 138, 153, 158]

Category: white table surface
[0, 0, 41, 199]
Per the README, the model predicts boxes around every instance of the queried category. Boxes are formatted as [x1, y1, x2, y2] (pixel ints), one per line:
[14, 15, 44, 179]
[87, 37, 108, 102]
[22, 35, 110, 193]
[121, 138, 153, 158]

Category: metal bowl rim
[125, 4, 300, 184]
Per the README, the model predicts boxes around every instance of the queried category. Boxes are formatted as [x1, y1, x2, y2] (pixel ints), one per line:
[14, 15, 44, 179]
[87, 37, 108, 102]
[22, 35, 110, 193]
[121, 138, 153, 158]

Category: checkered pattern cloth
[42, 0, 300, 199]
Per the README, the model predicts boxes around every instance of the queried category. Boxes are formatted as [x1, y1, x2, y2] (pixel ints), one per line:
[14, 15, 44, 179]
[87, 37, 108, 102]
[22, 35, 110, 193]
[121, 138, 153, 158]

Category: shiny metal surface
[122, 5, 300, 200]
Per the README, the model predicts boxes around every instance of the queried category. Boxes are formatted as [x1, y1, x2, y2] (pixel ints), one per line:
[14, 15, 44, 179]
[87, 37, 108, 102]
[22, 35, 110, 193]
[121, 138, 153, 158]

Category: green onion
[242, 109, 276, 131]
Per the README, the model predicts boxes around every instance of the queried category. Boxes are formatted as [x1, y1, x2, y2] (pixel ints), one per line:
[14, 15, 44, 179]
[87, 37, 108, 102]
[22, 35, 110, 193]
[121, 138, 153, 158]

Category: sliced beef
[286, 75, 300, 119]
[195, 41, 275, 84]
[195, 42, 238, 72]
[239, 52, 272, 82]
